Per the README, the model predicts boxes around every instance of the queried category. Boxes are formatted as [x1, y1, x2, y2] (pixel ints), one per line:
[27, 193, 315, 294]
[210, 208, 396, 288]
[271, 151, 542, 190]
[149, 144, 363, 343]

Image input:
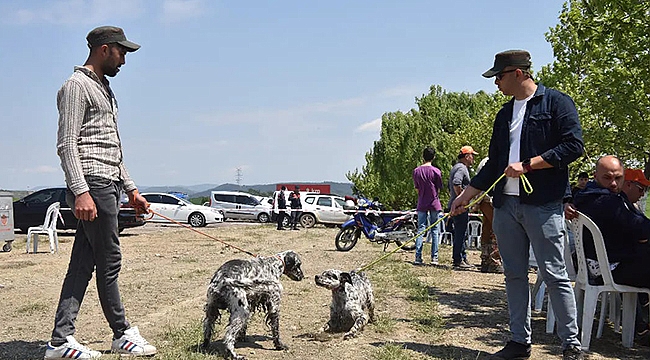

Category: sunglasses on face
[495, 69, 518, 80]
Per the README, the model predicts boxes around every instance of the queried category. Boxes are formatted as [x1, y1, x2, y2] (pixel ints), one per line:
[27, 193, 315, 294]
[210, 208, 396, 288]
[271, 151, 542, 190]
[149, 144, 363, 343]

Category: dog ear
[340, 272, 352, 284]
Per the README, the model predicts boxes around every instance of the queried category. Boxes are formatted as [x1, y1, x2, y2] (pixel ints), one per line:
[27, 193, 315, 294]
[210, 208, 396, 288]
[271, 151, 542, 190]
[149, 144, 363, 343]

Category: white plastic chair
[569, 211, 650, 350]
[466, 220, 482, 248]
[440, 215, 453, 245]
[26, 202, 62, 254]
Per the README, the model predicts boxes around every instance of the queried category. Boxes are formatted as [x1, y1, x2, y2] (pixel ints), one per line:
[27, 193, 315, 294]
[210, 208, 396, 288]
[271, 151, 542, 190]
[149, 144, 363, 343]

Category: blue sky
[0, 0, 565, 190]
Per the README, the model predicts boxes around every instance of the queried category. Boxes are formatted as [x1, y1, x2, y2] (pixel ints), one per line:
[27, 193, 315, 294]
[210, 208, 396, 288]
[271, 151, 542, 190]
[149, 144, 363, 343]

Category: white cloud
[355, 118, 382, 133]
[1, 0, 144, 25]
[161, 0, 204, 23]
[23, 165, 59, 174]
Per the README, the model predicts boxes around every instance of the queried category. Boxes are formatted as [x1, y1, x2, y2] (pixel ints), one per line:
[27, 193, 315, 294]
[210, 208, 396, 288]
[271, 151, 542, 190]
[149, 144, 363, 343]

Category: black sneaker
[453, 260, 474, 271]
[490, 341, 531, 360]
[562, 345, 584, 360]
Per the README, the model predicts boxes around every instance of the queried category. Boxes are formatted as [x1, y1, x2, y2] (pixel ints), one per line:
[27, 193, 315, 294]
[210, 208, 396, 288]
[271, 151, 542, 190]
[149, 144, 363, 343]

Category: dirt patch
[0, 223, 648, 359]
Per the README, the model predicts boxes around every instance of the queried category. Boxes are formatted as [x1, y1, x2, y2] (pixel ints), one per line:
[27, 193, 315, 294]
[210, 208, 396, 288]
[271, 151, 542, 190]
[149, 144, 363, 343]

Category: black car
[13, 187, 145, 233]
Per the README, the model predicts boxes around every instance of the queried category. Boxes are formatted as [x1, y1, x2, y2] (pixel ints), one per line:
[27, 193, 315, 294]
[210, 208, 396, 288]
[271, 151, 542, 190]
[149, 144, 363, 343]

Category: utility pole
[235, 167, 243, 187]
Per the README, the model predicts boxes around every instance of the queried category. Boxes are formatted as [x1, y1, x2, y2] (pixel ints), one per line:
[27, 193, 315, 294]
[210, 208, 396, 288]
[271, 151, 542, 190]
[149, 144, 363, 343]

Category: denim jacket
[470, 83, 584, 208]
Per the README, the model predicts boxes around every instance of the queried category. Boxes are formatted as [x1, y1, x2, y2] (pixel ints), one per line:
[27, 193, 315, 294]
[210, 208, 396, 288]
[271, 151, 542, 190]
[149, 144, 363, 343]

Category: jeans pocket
[86, 176, 113, 190]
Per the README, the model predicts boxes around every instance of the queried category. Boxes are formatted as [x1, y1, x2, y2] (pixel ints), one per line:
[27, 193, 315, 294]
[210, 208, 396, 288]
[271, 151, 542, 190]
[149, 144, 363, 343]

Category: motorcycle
[335, 198, 417, 252]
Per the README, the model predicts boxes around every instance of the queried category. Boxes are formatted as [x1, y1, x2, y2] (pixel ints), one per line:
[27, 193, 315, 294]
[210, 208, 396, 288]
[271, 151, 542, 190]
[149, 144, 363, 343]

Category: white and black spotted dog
[314, 269, 375, 339]
[202, 250, 304, 360]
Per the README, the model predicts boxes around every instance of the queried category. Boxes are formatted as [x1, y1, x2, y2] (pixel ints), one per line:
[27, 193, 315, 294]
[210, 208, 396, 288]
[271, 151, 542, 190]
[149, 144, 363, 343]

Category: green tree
[541, 0, 650, 174]
[347, 86, 505, 210]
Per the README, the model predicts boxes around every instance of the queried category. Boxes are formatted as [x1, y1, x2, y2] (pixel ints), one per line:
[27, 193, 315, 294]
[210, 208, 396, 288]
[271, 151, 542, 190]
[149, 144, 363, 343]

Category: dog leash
[357, 173, 532, 272]
[145, 210, 257, 257]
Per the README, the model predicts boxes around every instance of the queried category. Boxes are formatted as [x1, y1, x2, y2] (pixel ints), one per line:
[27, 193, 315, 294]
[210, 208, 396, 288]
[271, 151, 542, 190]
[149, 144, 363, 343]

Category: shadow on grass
[370, 341, 493, 359]
[0, 340, 47, 360]
[428, 278, 650, 359]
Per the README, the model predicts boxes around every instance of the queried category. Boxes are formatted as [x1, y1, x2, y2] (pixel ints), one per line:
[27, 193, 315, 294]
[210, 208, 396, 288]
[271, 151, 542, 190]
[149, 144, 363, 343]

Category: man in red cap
[448, 145, 478, 270]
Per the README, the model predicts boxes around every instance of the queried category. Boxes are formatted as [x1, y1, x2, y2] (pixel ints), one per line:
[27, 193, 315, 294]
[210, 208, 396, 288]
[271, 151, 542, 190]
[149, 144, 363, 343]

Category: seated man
[567, 158, 650, 340]
[571, 155, 650, 289]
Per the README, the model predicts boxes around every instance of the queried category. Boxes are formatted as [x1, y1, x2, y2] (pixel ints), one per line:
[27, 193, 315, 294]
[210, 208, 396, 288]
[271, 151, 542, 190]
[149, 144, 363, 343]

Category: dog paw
[343, 332, 356, 340]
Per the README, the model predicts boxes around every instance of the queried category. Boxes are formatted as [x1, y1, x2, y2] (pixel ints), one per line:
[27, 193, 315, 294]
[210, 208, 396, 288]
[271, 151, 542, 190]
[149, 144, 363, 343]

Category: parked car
[13, 187, 145, 233]
[299, 193, 352, 228]
[141, 192, 223, 227]
[209, 191, 272, 223]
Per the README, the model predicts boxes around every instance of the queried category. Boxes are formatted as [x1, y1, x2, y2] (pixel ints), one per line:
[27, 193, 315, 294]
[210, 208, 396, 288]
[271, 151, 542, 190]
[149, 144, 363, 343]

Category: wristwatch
[522, 158, 533, 173]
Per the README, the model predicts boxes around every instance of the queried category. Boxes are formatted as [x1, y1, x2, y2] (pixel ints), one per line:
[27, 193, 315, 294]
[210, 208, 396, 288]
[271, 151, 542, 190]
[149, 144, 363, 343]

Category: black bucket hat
[86, 26, 140, 52]
[482, 50, 531, 78]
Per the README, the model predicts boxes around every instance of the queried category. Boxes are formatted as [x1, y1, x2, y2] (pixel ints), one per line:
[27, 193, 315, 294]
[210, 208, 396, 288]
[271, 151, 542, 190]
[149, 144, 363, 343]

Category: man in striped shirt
[46, 26, 156, 359]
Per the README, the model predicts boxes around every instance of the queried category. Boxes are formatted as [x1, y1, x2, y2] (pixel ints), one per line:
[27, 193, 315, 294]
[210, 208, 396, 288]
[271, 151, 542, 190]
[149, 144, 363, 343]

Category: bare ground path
[0, 223, 648, 359]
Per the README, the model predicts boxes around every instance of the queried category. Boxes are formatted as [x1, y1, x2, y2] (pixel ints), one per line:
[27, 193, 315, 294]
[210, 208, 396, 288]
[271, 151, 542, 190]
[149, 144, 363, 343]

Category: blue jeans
[493, 196, 580, 349]
[415, 210, 441, 263]
[452, 211, 468, 265]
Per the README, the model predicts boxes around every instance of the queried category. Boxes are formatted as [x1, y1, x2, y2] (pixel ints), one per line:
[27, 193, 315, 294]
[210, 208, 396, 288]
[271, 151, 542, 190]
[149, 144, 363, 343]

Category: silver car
[209, 191, 272, 223]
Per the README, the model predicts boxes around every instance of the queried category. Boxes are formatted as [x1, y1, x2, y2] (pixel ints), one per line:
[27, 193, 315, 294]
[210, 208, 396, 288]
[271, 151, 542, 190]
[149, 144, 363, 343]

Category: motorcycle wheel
[395, 222, 417, 251]
[335, 227, 360, 252]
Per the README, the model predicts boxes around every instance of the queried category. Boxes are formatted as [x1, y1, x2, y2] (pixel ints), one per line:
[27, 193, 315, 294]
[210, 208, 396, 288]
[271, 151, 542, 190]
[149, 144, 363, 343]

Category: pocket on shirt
[528, 113, 553, 140]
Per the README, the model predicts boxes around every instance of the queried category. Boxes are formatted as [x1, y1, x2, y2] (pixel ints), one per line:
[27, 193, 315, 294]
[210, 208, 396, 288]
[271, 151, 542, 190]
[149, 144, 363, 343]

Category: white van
[209, 191, 272, 223]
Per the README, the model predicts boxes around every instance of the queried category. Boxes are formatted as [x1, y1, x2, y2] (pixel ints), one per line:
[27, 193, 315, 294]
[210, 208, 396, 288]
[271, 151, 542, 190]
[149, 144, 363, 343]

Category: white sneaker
[44, 335, 102, 359]
[111, 326, 157, 356]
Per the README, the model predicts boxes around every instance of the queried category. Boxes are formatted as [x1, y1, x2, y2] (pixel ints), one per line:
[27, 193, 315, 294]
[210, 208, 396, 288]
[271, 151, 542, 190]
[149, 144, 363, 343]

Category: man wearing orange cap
[448, 145, 478, 270]
[622, 168, 650, 208]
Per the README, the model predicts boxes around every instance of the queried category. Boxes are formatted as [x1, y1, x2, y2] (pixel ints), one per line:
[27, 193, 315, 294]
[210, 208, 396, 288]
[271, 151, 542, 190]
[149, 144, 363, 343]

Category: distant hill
[192, 181, 354, 198]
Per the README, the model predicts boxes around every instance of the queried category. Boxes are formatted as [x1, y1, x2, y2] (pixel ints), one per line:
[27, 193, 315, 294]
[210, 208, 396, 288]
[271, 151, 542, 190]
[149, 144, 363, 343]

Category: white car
[141, 192, 223, 227]
[299, 194, 352, 228]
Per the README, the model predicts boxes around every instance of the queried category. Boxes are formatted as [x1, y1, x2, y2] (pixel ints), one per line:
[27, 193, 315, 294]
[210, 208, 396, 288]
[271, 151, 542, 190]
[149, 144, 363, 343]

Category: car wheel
[2, 242, 11, 252]
[300, 213, 316, 228]
[257, 212, 270, 223]
[189, 212, 206, 227]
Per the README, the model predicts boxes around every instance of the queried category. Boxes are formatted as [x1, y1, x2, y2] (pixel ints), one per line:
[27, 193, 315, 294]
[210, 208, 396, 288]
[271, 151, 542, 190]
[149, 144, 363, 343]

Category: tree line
[348, 0, 649, 210]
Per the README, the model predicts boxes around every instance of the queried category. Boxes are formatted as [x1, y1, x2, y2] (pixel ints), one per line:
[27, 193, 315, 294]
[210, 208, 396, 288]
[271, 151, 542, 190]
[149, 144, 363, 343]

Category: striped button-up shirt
[56, 66, 136, 196]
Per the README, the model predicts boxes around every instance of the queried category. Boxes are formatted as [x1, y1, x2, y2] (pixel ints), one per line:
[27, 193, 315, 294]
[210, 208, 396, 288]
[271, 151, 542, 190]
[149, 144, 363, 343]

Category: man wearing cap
[451, 50, 584, 359]
[448, 145, 478, 270]
[47, 26, 156, 359]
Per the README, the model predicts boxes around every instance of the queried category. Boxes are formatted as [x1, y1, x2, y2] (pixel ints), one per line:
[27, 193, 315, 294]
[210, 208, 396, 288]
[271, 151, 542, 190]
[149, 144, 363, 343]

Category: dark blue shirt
[470, 83, 584, 207]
